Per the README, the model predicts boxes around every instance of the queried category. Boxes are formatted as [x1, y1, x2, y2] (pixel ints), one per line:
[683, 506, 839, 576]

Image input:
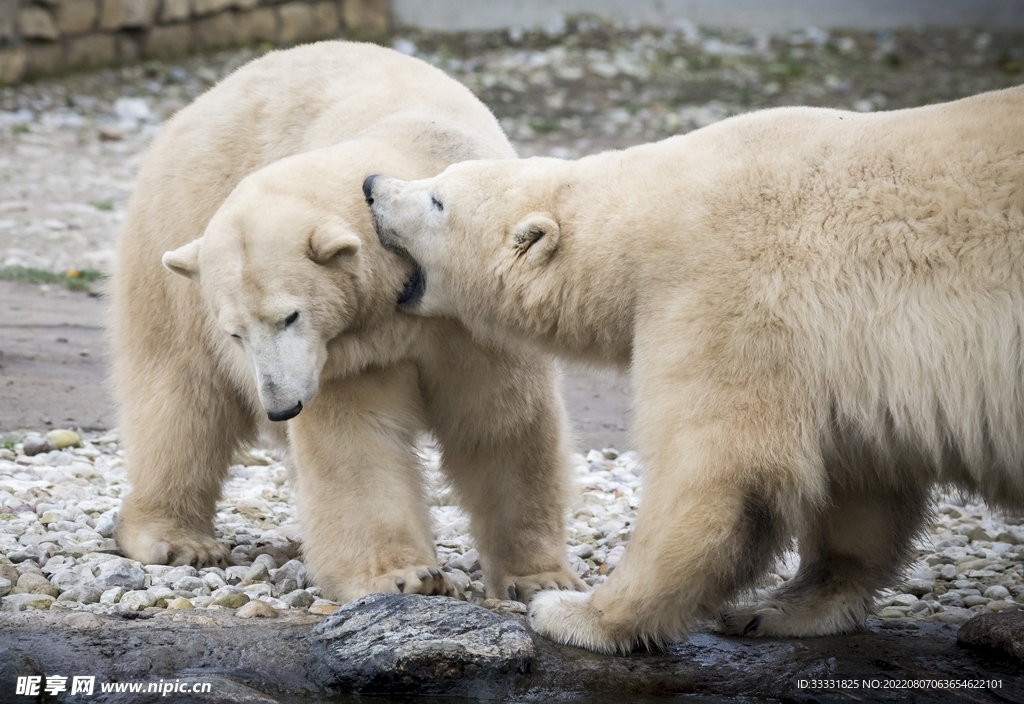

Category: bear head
[365, 158, 568, 335]
[163, 155, 389, 422]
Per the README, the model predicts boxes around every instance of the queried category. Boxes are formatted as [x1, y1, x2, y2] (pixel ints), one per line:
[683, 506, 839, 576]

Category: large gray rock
[309, 593, 533, 696]
[958, 611, 1024, 660]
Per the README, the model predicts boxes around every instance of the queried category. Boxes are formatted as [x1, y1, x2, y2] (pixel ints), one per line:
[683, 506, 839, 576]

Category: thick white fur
[111, 41, 584, 602]
[367, 86, 1024, 650]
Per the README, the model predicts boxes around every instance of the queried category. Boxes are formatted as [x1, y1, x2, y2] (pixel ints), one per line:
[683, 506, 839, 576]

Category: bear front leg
[418, 323, 584, 602]
[289, 363, 454, 603]
[527, 382, 814, 652]
[115, 356, 254, 568]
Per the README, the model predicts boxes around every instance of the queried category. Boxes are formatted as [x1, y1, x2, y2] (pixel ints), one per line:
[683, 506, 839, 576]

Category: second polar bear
[366, 85, 1024, 651]
[112, 42, 584, 603]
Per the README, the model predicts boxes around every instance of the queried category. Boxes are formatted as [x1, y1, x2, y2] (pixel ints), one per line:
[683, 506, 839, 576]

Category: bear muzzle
[267, 401, 303, 422]
[362, 174, 378, 205]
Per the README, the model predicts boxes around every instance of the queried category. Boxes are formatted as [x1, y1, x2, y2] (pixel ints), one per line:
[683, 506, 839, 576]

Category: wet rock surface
[308, 593, 534, 697]
[2, 602, 1023, 703]
[958, 611, 1024, 662]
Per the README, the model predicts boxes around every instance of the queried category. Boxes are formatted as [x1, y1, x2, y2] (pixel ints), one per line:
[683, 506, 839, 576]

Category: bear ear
[309, 226, 361, 265]
[510, 213, 560, 267]
[162, 238, 202, 281]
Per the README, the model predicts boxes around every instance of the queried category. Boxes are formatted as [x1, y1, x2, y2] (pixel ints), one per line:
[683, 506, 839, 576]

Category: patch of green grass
[998, 52, 1022, 74]
[12, 124, 30, 134]
[527, 117, 560, 133]
[2, 439, 14, 451]
[92, 200, 115, 211]
[0, 265, 105, 292]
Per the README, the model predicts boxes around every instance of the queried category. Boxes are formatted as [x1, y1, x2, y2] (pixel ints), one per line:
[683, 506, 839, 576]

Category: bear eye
[431, 196, 443, 212]
[284, 311, 299, 327]
[229, 333, 241, 340]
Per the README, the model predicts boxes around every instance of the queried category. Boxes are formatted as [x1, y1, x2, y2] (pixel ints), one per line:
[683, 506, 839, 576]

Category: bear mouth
[396, 259, 425, 308]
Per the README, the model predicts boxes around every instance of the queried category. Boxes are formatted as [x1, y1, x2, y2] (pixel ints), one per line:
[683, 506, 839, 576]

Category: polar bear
[111, 41, 584, 603]
[365, 85, 1024, 651]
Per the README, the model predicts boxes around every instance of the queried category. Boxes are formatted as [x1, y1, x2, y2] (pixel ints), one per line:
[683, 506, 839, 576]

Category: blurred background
[1, 0, 1023, 449]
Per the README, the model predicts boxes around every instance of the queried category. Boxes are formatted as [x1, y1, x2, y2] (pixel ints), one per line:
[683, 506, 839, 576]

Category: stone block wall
[0, 0, 389, 83]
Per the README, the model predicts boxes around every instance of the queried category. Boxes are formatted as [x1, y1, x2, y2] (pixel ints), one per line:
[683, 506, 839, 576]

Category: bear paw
[528, 590, 631, 654]
[367, 565, 455, 598]
[718, 599, 870, 638]
[502, 568, 587, 603]
[117, 525, 232, 568]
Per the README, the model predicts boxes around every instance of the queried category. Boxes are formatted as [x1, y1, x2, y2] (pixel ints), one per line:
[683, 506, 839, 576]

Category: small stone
[878, 606, 908, 618]
[271, 560, 307, 589]
[100, 587, 126, 604]
[963, 595, 990, 607]
[939, 592, 965, 608]
[938, 564, 958, 581]
[281, 589, 314, 609]
[211, 585, 244, 599]
[98, 124, 123, 141]
[22, 436, 54, 456]
[985, 585, 1011, 600]
[57, 584, 103, 604]
[1, 593, 55, 611]
[445, 568, 471, 593]
[244, 561, 270, 582]
[93, 558, 146, 591]
[119, 590, 157, 611]
[309, 598, 339, 615]
[569, 544, 594, 559]
[93, 509, 118, 539]
[446, 549, 481, 574]
[211, 592, 249, 609]
[63, 612, 103, 628]
[886, 593, 919, 607]
[44, 429, 81, 450]
[995, 532, 1021, 545]
[933, 607, 976, 623]
[159, 564, 197, 583]
[901, 578, 934, 597]
[259, 596, 290, 610]
[174, 576, 208, 595]
[202, 572, 227, 591]
[167, 597, 194, 610]
[276, 578, 298, 595]
[987, 600, 1018, 612]
[17, 572, 57, 596]
[148, 585, 176, 607]
[0, 577, 11, 597]
[967, 526, 993, 542]
[236, 599, 278, 618]
[225, 565, 249, 584]
[605, 545, 626, 570]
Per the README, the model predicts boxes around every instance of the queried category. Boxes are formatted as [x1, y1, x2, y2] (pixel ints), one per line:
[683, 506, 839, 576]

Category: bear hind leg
[720, 485, 930, 637]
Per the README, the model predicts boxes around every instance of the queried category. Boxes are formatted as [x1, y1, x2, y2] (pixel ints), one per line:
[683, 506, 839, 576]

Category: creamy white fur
[368, 85, 1024, 651]
[111, 41, 584, 602]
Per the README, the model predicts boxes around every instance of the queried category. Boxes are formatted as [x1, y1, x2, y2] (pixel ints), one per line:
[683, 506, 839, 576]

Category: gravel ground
[2, 430, 1023, 622]
[2, 19, 1024, 622]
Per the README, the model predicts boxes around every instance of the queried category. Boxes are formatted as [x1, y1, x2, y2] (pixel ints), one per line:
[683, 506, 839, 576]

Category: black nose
[362, 175, 378, 204]
[267, 401, 302, 422]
